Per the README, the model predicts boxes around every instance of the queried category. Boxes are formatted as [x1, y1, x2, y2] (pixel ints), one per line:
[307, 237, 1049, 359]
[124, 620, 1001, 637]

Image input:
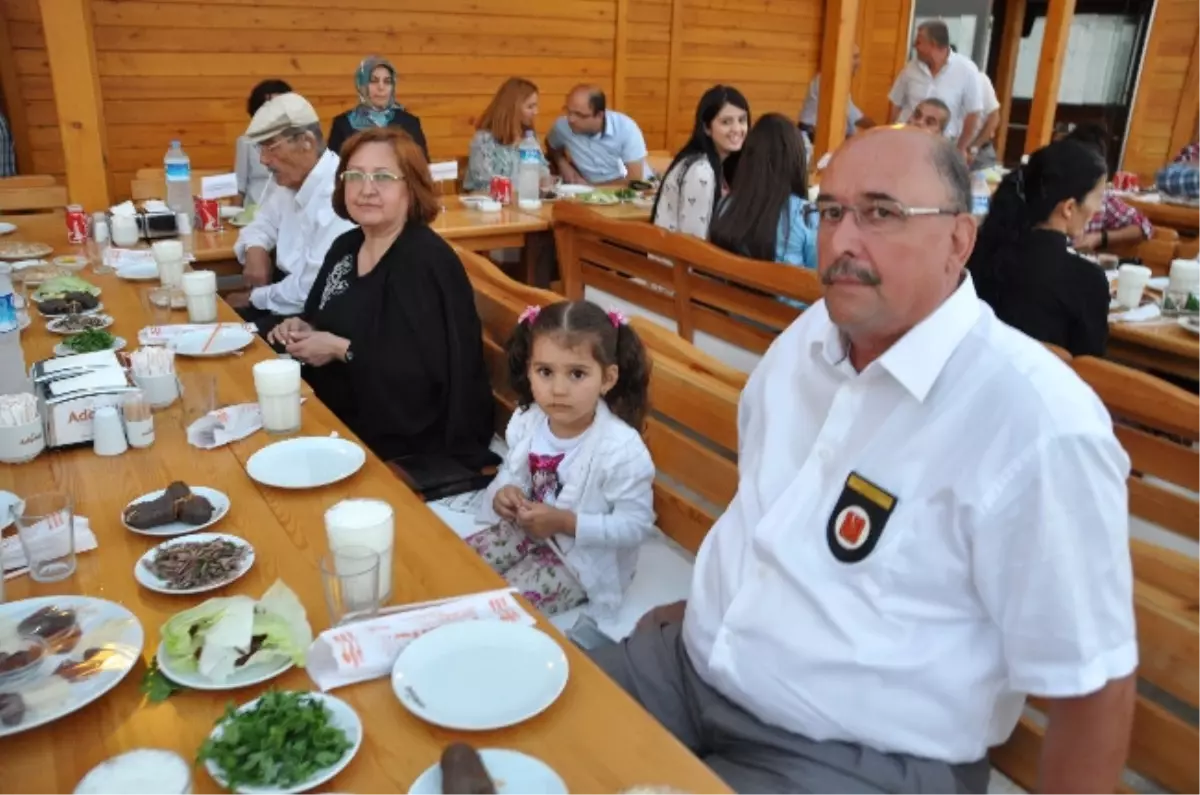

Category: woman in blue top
[709, 113, 818, 274]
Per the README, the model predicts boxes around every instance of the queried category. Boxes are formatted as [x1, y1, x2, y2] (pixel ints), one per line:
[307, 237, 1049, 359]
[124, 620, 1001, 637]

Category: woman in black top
[969, 140, 1110, 356]
[327, 56, 429, 161]
[267, 127, 493, 468]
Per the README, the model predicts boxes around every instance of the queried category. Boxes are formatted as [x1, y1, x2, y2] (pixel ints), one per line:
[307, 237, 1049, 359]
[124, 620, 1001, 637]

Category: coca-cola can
[1113, 171, 1139, 192]
[490, 176, 512, 205]
[194, 197, 221, 232]
[65, 204, 88, 244]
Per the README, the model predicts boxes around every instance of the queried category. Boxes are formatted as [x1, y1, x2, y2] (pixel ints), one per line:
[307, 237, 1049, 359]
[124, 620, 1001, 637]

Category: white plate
[1179, 317, 1200, 336]
[51, 255, 89, 271]
[204, 692, 362, 794]
[115, 262, 159, 281]
[170, 326, 255, 357]
[555, 185, 594, 197]
[155, 639, 291, 691]
[121, 486, 231, 537]
[219, 205, 243, 219]
[0, 596, 144, 738]
[46, 314, 114, 335]
[246, 437, 366, 489]
[408, 749, 568, 794]
[391, 621, 569, 731]
[134, 532, 255, 595]
[0, 222, 15, 235]
[53, 335, 125, 356]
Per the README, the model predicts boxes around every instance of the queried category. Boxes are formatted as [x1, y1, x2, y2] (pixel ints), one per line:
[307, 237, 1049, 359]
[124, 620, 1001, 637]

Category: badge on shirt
[826, 472, 898, 564]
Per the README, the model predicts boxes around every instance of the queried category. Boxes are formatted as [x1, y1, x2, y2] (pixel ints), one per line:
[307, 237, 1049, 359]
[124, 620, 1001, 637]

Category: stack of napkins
[306, 588, 535, 691]
[1110, 303, 1162, 323]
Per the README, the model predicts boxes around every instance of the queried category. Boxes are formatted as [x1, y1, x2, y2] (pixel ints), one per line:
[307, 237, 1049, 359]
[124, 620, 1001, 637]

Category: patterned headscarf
[348, 55, 402, 131]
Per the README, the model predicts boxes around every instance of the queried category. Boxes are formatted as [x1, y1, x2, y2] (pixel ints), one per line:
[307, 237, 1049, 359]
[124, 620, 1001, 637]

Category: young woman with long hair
[969, 139, 1110, 356]
[651, 85, 750, 240]
[464, 77, 551, 192]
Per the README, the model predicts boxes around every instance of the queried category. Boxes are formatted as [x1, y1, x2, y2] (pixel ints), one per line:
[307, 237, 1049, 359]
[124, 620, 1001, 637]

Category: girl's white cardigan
[477, 402, 656, 618]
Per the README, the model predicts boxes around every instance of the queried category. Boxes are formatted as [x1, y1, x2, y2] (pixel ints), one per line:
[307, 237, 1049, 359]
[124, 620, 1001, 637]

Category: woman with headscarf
[327, 56, 429, 160]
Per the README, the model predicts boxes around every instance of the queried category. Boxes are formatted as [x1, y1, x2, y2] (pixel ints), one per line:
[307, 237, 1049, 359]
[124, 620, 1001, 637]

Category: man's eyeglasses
[805, 198, 962, 231]
[340, 170, 404, 185]
[254, 137, 291, 155]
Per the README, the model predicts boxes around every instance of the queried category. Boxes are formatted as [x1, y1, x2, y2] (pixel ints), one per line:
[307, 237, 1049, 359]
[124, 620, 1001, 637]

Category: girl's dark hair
[709, 113, 808, 262]
[247, 79, 293, 118]
[967, 139, 1106, 284]
[651, 85, 750, 231]
[506, 301, 651, 431]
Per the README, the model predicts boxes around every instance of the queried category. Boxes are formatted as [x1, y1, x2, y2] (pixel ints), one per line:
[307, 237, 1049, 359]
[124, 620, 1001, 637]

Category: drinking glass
[178, 372, 217, 432]
[13, 492, 76, 582]
[320, 546, 381, 625]
[141, 286, 173, 327]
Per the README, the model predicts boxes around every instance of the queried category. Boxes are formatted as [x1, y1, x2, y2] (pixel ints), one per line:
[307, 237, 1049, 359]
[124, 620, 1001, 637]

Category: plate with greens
[53, 331, 125, 356]
[199, 690, 361, 793]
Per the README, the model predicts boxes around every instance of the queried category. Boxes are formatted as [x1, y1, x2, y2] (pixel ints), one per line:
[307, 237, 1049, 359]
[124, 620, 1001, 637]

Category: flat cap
[245, 93, 319, 144]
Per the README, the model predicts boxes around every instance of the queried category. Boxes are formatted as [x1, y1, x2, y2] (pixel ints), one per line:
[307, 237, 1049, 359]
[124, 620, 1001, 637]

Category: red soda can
[65, 204, 88, 244]
[1114, 171, 1138, 192]
[194, 197, 221, 231]
[490, 176, 512, 205]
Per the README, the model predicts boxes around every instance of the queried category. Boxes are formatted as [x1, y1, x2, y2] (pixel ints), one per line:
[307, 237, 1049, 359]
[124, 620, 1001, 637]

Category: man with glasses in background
[592, 126, 1136, 794]
[547, 85, 649, 185]
[230, 92, 354, 336]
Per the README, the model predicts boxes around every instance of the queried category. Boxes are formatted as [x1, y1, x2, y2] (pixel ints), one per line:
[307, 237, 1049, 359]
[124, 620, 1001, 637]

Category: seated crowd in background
[327, 56, 428, 160]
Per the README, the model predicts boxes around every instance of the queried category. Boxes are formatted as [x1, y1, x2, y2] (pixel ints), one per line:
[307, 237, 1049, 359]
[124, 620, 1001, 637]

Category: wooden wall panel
[6, 0, 62, 182]
[624, 0, 671, 149]
[853, 0, 912, 125]
[1124, 0, 1199, 177]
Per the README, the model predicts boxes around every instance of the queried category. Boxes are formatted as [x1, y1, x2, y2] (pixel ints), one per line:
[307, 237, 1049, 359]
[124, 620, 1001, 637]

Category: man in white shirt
[591, 127, 1137, 793]
[798, 45, 875, 148]
[888, 20, 983, 158]
[229, 92, 355, 336]
[967, 68, 1002, 168]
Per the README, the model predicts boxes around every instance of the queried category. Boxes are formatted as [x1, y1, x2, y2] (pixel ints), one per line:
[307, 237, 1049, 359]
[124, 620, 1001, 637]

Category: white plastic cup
[181, 270, 218, 324]
[253, 358, 301, 434]
[0, 418, 44, 464]
[153, 240, 186, 289]
[92, 406, 128, 456]
[1116, 264, 1152, 309]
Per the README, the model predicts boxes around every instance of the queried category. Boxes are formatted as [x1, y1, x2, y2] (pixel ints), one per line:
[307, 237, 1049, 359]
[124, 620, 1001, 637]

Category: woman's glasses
[340, 170, 404, 185]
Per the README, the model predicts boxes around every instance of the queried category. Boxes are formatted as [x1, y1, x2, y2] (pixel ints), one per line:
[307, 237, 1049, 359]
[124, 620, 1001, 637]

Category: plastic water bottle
[0, 265, 28, 396]
[970, 172, 990, 217]
[164, 140, 192, 215]
[516, 131, 542, 209]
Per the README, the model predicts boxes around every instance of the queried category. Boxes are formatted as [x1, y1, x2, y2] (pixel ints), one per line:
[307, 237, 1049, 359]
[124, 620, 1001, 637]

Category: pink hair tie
[607, 309, 628, 328]
[518, 305, 541, 326]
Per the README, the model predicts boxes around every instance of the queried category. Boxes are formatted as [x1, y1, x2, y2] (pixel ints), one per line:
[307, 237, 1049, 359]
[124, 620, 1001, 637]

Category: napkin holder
[32, 352, 138, 448]
[136, 211, 179, 240]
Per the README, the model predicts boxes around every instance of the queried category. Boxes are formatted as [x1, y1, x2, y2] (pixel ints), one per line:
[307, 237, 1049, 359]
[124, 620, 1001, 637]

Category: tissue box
[32, 352, 138, 447]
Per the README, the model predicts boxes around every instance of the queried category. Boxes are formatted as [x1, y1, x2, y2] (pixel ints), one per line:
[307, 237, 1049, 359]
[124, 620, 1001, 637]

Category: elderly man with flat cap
[592, 126, 1136, 794]
[229, 92, 354, 336]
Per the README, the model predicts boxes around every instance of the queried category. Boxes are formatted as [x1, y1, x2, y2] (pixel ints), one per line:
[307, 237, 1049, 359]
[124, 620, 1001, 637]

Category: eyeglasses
[340, 170, 404, 185]
[254, 137, 291, 154]
[564, 108, 596, 121]
[805, 198, 962, 231]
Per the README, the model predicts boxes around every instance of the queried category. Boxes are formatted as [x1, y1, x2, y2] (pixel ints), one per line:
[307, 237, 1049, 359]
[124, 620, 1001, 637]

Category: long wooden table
[1, 230, 728, 793]
[1107, 318, 1200, 381]
[1122, 195, 1200, 236]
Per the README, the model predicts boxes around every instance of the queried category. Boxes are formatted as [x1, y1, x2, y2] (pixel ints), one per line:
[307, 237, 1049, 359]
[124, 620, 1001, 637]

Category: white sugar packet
[139, 323, 256, 346]
[2, 517, 97, 579]
[306, 588, 535, 691]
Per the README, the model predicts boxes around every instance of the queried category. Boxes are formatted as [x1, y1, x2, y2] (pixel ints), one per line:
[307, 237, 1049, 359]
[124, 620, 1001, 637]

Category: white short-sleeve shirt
[682, 275, 1137, 764]
[979, 70, 1001, 116]
[547, 110, 649, 184]
[889, 51, 985, 138]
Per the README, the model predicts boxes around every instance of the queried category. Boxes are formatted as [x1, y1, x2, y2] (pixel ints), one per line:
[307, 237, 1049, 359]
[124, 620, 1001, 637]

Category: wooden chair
[0, 175, 56, 189]
[457, 243, 741, 557]
[552, 201, 821, 362]
[1178, 237, 1198, 261]
[0, 184, 68, 213]
[990, 356, 1198, 794]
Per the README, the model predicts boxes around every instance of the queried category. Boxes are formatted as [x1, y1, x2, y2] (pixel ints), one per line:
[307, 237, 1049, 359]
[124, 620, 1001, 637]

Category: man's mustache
[822, 256, 881, 286]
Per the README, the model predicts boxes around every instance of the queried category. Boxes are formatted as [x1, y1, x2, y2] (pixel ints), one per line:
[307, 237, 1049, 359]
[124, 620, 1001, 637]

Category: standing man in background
[888, 20, 983, 160]
[798, 44, 875, 151]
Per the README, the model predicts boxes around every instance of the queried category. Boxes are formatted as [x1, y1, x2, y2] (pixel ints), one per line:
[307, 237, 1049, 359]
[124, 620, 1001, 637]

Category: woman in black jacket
[969, 140, 1111, 356]
[268, 127, 492, 474]
[327, 56, 429, 161]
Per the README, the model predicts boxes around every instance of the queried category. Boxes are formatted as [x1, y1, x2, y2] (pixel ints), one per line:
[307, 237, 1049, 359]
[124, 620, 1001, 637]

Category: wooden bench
[0, 175, 56, 189]
[0, 184, 67, 214]
[552, 201, 821, 371]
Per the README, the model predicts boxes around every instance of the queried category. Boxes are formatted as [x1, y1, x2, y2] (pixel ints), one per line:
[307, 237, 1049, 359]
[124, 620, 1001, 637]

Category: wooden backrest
[991, 356, 1199, 794]
[0, 184, 67, 213]
[552, 201, 821, 357]
[1178, 237, 1198, 260]
[455, 243, 743, 555]
[0, 175, 56, 189]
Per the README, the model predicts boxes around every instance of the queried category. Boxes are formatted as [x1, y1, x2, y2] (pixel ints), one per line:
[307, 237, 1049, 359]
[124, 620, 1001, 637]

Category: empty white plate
[122, 485, 231, 537]
[171, 326, 255, 356]
[408, 749, 568, 794]
[555, 185, 595, 197]
[392, 621, 569, 731]
[204, 692, 362, 794]
[0, 222, 15, 235]
[115, 262, 159, 280]
[246, 436, 366, 489]
[155, 639, 291, 691]
[135, 532, 255, 595]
